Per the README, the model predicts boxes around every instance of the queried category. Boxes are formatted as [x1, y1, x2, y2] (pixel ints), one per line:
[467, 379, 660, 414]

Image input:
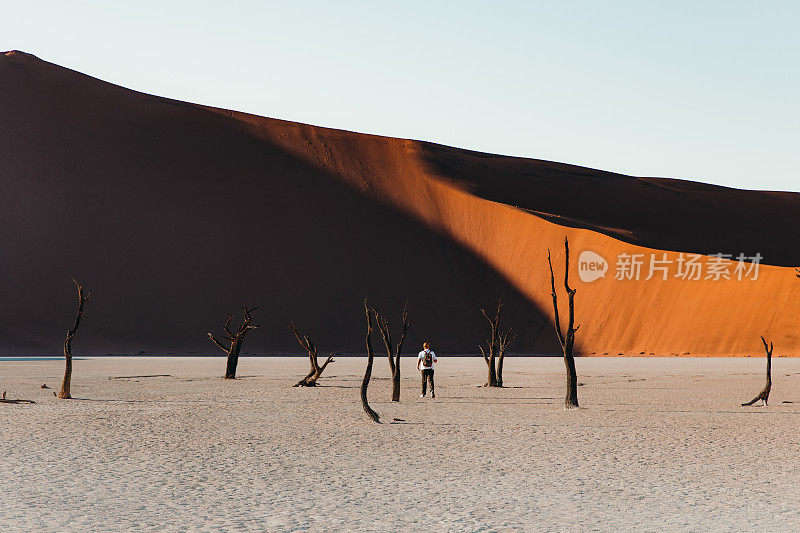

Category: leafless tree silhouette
[548, 237, 580, 409]
[208, 304, 259, 379]
[361, 299, 380, 423]
[742, 336, 772, 406]
[373, 301, 411, 401]
[479, 295, 516, 387]
[58, 279, 90, 399]
[290, 322, 334, 387]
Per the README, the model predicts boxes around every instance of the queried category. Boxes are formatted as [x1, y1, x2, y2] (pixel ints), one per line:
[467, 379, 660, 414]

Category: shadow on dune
[419, 142, 800, 267]
[0, 51, 559, 356]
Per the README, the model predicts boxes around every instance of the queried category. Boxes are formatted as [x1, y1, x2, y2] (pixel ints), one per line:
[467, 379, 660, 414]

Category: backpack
[423, 351, 433, 367]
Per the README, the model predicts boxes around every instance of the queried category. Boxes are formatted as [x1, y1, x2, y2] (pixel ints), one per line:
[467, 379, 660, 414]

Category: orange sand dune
[1, 50, 798, 356]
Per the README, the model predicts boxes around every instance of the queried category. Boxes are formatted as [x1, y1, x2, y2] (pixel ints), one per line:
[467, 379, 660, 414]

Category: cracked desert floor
[2, 356, 799, 531]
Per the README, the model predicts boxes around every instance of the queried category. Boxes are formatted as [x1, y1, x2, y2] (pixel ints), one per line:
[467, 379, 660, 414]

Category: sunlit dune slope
[1, 50, 798, 356]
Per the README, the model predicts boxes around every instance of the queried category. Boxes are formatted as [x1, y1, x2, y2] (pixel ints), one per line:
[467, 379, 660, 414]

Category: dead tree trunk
[208, 304, 259, 379]
[373, 301, 411, 402]
[59, 279, 90, 399]
[548, 237, 580, 409]
[496, 328, 515, 387]
[361, 299, 380, 423]
[291, 322, 334, 386]
[479, 296, 516, 387]
[742, 336, 773, 406]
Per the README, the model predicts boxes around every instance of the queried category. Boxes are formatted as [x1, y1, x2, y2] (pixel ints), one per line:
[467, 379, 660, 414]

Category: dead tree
[207, 304, 259, 379]
[496, 327, 515, 387]
[373, 301, 411, 402]
[479, 295, 516, 387]
[742, 336, 773, 406]
[59, 279, 90, 399]
[290, 322, 334, 386]
[361, 299, 380, 423]
[548, 237, 580, 409]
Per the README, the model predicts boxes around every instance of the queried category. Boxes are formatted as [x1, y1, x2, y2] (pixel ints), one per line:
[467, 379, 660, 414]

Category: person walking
[417, 341, 437, 398]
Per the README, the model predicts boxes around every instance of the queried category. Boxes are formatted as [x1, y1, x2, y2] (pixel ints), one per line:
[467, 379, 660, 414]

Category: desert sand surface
[2, 356, 799, 531]
[3, 50, 800, 357]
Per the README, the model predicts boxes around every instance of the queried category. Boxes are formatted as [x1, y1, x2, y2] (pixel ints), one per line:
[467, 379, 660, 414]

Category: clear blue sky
[2, 1, 798, 191]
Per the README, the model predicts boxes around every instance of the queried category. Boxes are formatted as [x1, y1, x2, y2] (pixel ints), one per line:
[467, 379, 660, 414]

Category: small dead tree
[742, 336, 773, 406]
[373, 301, 411, 402]
[479, 295, 516, 387]
[548, 237, 580, 409]
[208, 304, 259, 379]
[59, 279, 90, 399]
[496, 328, 515, 387]
[290, 322, 334, 387]
[361, 299, 380, 423]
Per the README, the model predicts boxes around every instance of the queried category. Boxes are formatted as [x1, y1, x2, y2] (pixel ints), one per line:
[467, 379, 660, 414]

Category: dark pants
[421, 368, 435, 396]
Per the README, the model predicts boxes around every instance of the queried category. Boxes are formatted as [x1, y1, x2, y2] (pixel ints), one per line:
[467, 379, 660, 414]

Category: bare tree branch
[207, 333, 229, 353]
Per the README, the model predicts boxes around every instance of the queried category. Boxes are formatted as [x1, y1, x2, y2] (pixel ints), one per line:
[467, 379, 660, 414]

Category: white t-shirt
[417, 349, 437, 369]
